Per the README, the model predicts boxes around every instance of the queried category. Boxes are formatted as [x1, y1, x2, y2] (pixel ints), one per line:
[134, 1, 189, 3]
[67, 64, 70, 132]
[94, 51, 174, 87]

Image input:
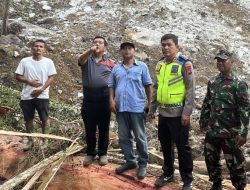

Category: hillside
[0, 0, 249, 101]
[0, 0, 249, 189]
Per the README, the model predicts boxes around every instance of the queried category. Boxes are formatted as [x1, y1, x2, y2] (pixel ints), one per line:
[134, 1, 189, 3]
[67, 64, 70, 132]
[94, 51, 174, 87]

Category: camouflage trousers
[204, 133, 247, 190]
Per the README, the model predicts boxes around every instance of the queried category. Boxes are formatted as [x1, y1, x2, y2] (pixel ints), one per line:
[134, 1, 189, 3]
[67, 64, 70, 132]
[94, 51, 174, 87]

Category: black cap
[215, 49, 233, 60]
[120, 42, 135, 50]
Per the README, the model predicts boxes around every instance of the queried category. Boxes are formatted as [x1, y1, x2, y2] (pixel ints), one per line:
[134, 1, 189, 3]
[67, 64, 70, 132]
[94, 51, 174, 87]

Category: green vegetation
[0, 83, 82, 138]
[0, 83, 22, 129]
[0, 83, 84, 163]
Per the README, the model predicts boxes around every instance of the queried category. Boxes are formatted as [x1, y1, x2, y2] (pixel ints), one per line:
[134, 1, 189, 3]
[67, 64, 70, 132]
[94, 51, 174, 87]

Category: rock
[42, 5, 52, 11]
[84, 6, 92, 13]
[140, 8, 149, 16]
[235, 26, 242, 32]
[96, 2, 105, 8]
[13, 51, 20, 57]
[77, 92, 83, 98]
[37, 17, 55, 25]
[8, 22, 25, 35]
[0, 49, 8, 65]
[131, 28, 163, 47]
[135, 51, 148, 61]
[20, 46, 31, 57]
[29, 13, 35, 18]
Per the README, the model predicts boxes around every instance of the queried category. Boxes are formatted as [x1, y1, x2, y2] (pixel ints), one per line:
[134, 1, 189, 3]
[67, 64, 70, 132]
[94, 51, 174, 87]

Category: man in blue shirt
[108, 42, 152, 179]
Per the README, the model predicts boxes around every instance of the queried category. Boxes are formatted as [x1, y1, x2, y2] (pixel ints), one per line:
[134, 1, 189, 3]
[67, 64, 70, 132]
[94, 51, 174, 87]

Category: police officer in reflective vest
[148, 34, 195, 190]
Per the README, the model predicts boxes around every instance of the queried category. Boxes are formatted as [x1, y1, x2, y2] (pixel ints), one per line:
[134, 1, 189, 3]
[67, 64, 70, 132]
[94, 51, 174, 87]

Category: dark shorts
[20, 98, 49, 122]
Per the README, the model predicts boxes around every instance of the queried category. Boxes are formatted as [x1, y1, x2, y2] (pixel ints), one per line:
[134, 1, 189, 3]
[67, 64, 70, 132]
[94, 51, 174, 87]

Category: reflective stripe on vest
[156, 61, 186, 108]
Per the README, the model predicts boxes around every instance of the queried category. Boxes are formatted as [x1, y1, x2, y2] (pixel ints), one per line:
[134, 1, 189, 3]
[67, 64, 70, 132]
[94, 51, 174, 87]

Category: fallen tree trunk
[246, 157, 250, 171]
[0, 130, 73, 142]
[21, 168, 46, 190]
[193, 157, 250, 175]
[0, 143, 82, 190]
[37, 141, 80, 190]
[148, 150, 250, 175]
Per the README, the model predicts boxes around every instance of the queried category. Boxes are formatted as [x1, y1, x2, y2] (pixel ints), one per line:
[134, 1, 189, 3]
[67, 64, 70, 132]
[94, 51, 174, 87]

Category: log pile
[0, 130, 82, 190]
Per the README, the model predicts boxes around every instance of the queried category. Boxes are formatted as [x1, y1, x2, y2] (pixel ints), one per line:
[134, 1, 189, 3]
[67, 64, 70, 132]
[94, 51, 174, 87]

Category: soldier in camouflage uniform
[199, 49, 250, 190]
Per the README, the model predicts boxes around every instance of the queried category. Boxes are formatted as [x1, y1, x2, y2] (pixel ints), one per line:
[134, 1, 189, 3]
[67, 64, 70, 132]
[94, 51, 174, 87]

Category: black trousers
[81, 86, 111, 156]
[158, 115, 193, 184]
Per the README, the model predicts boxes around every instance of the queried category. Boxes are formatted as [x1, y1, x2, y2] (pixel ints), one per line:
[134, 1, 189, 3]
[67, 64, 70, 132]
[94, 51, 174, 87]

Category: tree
[1, 0, 10, 35]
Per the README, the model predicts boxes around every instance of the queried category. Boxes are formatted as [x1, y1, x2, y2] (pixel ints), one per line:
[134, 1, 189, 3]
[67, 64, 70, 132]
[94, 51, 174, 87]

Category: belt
[160, 103, 183, 109]
[83, 86, 108, 93]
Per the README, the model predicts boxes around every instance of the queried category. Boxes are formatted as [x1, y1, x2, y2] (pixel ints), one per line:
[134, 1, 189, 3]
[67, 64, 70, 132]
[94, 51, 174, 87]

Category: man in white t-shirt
[15, 39, 57, 150]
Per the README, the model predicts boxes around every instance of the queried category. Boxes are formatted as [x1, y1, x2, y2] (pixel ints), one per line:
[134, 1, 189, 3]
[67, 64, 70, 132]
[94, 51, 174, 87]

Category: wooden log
[148, 150, 164, 165]
[37, 159, 64, 190]
[21, 168, 46, 190]
[246, 157, 250, 171]
[147, 150, 250, 175]
[0, 130, 73, 142]
[0, 143, 82, 190]
[193, 157, 250, 175]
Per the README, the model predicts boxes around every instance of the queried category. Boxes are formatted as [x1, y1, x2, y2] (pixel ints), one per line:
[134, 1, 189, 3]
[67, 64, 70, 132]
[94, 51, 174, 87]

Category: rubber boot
[23, 120, 34, 151]
[41, 119, 49, 149]
[23, 137, 34, 151]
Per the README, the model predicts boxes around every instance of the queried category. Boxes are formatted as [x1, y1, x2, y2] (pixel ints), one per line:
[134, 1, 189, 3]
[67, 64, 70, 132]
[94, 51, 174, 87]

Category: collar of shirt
[120, 59, 139, 66]
[163, 57, 177, 64]
[219, 71, 234, 80]
[90, 54, 108, 63]
[163, 52, 180, 64]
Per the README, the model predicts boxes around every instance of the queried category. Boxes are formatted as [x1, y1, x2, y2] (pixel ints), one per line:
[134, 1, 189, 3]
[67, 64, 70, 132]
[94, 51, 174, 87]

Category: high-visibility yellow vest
[156, 57, 187, 108]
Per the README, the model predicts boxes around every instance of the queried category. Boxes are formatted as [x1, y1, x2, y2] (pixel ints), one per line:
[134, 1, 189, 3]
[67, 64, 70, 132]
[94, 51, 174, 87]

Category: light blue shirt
[108, 60, 152, 113]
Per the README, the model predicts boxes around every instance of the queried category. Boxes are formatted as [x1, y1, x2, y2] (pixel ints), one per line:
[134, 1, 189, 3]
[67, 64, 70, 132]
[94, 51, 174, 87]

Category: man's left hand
[31, 87, 44, 97]
[236, 135, 247, 147]
[181, 115, 190, 126]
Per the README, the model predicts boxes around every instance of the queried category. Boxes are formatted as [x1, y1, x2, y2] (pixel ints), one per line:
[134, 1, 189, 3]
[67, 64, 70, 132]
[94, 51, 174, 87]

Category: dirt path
[0, 135, 249, 190]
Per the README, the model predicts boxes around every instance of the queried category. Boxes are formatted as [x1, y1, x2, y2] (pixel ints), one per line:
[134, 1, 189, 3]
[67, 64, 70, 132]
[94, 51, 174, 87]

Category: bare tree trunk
[0, 143, 82, 190]
[2, 0, 10, 35]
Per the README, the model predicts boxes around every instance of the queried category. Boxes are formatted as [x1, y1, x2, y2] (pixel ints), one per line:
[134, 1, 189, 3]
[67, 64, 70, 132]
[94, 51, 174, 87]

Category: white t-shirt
[15, 56, 57, 100]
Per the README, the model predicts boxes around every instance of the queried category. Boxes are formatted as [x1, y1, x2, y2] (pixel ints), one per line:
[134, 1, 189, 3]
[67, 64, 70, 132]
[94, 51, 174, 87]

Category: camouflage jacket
[199, 72, 250, 138]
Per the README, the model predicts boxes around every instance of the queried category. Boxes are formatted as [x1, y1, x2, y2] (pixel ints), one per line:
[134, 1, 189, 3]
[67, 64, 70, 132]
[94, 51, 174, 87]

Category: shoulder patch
[176, 55, 189, 65]
[185, 63, 192, 75]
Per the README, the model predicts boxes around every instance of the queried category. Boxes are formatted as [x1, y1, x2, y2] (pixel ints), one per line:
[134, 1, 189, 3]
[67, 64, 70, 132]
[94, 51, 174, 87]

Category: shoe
[99, 155, 108, 166]
[23, 138, 34, 151]
[210, 181, 222, 190]
[154, 174, 174, 187]
[115, 162, 137, 174]
[137, 166, 146, 179]
[83, 155, 94, 166]
[182, 183, 193, 190]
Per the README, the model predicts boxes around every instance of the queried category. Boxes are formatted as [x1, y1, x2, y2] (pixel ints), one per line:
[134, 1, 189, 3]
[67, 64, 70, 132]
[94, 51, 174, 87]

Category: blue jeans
[116, 112, 148, 167]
